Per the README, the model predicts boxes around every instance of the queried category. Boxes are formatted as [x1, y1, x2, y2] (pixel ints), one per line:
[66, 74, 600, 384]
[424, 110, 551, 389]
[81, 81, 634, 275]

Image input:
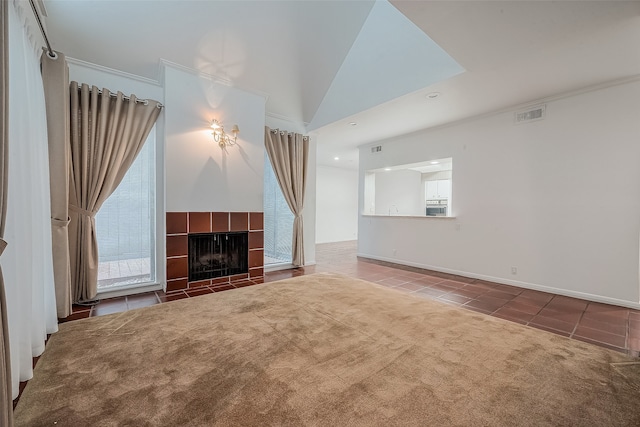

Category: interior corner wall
[164, 65, 266, 212]
[316, 165, 358, 243]
[304, 139, 317, 264]
[358, 79, 640, 307]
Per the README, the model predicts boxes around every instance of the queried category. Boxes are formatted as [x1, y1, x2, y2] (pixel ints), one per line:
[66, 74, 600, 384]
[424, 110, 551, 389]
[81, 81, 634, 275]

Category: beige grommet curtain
[41, 50, 72, 318]
[264, 127, 309, 267]
[69, 82, 162, 302]
[0, 1, 13, 424]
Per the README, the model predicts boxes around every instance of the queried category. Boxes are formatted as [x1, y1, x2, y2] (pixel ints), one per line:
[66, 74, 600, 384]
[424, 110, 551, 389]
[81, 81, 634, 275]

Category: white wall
[374, 169, 422, 216]
[164, 65, 266, 212]
[358, 79, 640, 307]
[363, 172, 375, 215]
[316, 165, 358, 243]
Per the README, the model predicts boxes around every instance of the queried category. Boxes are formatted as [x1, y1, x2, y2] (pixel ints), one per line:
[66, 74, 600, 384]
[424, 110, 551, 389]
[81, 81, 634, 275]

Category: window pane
[96, 130, 156, 290]
[263, 153, 293, 265]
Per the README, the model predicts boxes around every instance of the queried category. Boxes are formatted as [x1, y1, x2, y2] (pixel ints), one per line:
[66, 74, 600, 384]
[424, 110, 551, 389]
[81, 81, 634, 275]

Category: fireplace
[188, 232, 248, 281]
[166, 211, 264, 292]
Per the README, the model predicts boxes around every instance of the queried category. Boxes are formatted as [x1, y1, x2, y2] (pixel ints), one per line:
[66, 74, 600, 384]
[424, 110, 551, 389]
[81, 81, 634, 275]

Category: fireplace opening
[188, 232, 248, 281]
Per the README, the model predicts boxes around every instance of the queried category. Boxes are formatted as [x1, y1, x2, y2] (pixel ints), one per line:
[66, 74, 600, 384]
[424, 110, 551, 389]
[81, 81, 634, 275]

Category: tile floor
[61, 240, 640, 357]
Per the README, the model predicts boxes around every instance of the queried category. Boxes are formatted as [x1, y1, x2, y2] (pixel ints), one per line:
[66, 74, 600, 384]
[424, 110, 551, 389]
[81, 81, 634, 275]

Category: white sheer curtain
[3, 0, 58, 399]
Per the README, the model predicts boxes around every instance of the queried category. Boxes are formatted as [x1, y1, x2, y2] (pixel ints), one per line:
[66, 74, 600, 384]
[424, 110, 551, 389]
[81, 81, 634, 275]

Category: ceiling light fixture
[349, 122, 357, 126]
[210, 119, 239, 148]
[384, 168, 391, 171]
[425, 92, 440, 99]
[334, 157, 340, 161]
[430, 161, 440, 165]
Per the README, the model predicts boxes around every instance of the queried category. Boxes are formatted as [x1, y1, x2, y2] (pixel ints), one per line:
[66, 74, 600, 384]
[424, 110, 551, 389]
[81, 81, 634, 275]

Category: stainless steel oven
[426, 200, 447, 216]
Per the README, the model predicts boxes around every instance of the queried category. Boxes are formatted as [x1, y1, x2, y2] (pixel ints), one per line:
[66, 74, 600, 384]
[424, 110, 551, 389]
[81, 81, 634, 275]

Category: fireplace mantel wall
[68, 58, 316, 296]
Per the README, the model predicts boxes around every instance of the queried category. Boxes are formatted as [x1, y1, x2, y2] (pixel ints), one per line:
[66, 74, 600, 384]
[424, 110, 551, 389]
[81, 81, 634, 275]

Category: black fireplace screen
[188, 232, 248, 281]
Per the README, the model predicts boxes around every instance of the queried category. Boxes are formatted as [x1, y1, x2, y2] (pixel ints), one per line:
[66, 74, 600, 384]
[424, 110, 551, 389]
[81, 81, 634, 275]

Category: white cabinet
[425, 179, 450, 200]
[437, 180, 450, 199]
[426, 181, 438, 199]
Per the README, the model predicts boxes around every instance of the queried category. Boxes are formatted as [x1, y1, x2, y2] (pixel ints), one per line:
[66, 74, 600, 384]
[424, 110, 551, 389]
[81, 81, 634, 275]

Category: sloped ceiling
[308, 0, 463, 130]
[42, 0, 640, 169]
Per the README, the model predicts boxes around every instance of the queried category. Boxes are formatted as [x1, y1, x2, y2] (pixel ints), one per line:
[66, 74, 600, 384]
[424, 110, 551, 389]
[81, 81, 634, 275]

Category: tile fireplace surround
[166, 211, 264, 292]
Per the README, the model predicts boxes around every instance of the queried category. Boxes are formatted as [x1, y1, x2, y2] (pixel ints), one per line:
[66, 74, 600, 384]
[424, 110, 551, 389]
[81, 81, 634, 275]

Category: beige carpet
[15, 273, 640, 426]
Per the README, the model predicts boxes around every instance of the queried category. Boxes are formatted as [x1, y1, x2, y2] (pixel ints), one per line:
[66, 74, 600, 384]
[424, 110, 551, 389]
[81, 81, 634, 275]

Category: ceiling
[42, 0, 640, 170]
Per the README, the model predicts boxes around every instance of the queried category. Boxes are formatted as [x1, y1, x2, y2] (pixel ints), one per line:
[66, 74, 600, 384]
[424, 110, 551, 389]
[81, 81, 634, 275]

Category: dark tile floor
[61, 240, 640, 357]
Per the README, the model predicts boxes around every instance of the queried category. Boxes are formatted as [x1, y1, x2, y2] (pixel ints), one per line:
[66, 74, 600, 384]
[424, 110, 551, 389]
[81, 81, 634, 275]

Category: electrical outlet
[392, 249, 397, 256]
[511, 266, 517, 275]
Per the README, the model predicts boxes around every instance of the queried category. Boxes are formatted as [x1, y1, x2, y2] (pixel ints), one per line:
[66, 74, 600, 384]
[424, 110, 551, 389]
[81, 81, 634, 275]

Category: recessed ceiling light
[349, 122, 357, 126]
[430, 161, 439, 165]
[384, 168, 391, 171]
[425, 92, 440, 99]
[334, 157, 340, 161]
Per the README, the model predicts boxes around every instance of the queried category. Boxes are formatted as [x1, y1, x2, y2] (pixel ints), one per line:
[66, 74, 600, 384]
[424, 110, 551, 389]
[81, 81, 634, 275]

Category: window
[263, 153, 294, 265]
[95, 129, 156, 290]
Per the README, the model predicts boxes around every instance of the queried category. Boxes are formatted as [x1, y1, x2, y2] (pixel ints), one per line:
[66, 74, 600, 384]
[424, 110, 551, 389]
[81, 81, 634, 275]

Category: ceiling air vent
[515, 104, 545, 124]
[371, 145, 382, 153]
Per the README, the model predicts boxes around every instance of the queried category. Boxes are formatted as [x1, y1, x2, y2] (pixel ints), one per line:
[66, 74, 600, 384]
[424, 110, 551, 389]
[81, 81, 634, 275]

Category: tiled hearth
[166, 211, 264, 291]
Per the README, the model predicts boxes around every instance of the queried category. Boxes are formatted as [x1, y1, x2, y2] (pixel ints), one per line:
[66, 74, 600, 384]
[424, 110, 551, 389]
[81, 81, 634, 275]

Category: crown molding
[358, 74, 640, 149]
[507, 74, 640, 116]
[265, 111, 310, 126]
[66, 57, 162, 87]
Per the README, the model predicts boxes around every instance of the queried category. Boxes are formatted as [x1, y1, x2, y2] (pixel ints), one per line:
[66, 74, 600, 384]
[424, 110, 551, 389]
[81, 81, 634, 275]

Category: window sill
[264, 262, 295, 272]
[97, 282, 163, 300]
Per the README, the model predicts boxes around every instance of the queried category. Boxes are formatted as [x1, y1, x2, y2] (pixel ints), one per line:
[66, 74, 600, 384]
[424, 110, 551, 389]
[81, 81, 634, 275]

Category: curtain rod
[28, 0, 55, 58]
[27, 1, 164, 110]
[74, 85, 164, 109]
[269, 128, 309, 140]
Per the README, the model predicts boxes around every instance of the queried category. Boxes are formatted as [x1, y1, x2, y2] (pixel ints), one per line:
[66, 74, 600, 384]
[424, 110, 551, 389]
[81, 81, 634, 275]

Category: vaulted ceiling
[42, 0, 640, 169]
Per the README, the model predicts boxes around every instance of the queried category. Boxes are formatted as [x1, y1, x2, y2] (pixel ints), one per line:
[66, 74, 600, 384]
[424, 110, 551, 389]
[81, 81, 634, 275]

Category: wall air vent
[515, 104, 546, 124]
[371, 145, 382, 153]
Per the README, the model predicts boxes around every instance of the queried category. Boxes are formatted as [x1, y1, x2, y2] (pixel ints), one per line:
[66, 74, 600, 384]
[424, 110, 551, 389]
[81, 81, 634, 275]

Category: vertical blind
[95, 130, 156, 289]
[263, 153, 293, 264]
